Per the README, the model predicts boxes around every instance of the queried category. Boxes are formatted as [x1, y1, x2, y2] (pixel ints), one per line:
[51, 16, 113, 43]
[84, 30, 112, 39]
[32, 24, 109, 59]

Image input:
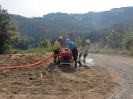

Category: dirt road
[88, 54, 133, 99]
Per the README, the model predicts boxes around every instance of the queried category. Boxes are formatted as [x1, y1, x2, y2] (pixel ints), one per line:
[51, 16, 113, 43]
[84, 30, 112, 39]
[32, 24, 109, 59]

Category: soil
[0, 54, 119, 99]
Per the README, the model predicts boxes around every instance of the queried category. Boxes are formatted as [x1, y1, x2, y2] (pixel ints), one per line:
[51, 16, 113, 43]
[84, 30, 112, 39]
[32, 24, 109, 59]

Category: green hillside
[11, 6, 133, 49]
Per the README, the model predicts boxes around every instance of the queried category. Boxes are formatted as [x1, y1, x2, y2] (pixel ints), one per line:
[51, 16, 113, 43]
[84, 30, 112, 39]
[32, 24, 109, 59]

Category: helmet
[85, 39, 90, 44]
[58, 36, 63, 40]
[66, 39, 70, 42]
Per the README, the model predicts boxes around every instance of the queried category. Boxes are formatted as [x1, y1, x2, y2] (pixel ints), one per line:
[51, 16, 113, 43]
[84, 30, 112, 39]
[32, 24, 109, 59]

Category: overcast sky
[1, 0, 133, 18]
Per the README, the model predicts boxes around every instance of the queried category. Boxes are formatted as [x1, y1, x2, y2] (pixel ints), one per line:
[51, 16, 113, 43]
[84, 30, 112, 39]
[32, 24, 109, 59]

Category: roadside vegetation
[90, 43, 133, 57]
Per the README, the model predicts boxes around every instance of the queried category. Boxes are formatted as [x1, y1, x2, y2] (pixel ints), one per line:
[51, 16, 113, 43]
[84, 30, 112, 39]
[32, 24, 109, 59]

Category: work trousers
[71, 47, 78, 62]
[53, 49, 60, 63]
[79, 53, 87, 63]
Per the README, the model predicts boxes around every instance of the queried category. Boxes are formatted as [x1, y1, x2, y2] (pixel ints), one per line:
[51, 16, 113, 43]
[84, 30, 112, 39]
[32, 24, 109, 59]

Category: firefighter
[78, 39, 90, 65]
[53, 36, 63, 64]
[66, 39, 82, 67]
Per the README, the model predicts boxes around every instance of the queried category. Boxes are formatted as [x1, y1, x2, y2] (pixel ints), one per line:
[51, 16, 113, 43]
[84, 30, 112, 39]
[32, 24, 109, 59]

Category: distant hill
[11, 6, 133, 49]
[44, 6, 133, 28]
[13, 6, 133, 35]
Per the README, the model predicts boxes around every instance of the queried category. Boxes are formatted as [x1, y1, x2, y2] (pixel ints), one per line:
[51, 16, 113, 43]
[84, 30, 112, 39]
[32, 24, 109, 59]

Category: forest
[1, 6, 133, 53]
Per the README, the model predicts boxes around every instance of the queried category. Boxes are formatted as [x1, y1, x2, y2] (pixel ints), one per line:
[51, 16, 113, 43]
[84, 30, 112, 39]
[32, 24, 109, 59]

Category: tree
[108, 31, 122, 48]
[41, 38, 51, 48]
[0, 6, 20, 54]
[122, 33, 133, 50]
[109, 22, 126, 34]
[100, 36, 109, 48]
[75, 36, 82, 47]
[100, 31, 122, 49]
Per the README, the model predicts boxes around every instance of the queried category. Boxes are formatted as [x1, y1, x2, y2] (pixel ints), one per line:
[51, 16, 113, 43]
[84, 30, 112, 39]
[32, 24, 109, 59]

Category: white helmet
[58, 36, 63, 40]
[85, 39, 90, 44]
[66, 39, 70, 42]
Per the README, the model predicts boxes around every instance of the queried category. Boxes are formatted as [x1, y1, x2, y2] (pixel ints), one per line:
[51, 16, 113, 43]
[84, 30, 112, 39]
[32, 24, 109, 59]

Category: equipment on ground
[59, 49, 73, 65]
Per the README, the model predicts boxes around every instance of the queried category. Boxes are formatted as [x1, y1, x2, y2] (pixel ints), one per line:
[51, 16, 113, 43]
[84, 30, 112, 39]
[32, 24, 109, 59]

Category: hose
[0, 54, 59, 70]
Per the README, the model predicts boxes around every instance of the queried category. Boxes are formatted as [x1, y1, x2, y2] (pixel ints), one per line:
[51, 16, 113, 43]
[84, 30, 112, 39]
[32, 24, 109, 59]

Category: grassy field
[9, 43, 132, 56]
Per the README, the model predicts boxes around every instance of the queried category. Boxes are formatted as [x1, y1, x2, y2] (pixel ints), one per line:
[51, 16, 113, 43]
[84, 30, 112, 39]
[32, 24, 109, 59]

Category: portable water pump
[59, 49, 73, 65]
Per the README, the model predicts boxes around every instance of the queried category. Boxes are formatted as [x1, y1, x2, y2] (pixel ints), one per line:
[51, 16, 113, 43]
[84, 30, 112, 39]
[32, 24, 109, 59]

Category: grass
[89, 43, 133, 57]
[9, 48, 53, 56]
[8, 43, 133, 58]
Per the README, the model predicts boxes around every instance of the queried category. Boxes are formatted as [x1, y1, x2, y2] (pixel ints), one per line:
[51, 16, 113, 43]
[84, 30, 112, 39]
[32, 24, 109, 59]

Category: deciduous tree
[0, 6, 20, 54]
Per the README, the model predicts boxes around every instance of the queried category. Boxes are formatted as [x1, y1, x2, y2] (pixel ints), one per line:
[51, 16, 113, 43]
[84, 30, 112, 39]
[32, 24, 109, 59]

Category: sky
[0, 0, 133, 18]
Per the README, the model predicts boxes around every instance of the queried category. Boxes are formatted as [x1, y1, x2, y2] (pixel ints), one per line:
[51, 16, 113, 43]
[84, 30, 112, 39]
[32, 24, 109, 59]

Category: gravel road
[87, 53, 133, 99]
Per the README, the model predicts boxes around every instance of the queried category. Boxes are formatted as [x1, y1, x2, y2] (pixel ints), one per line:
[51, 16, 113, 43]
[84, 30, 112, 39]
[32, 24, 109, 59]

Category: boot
[83, 60, 85, 65]
[78, 61, 82, 67]
[75, 62, 77, 67]
[54, 60, 56, 63]
[57, 60, 60, 65]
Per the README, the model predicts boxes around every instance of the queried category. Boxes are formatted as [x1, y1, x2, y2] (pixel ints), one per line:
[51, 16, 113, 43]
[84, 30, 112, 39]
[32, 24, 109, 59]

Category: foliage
[100, 36, 109, 48]
[109, 22, 126, 34]
[0, 6, 20, 54]
[75, 36, 82, 47]
[4, 6, 133, 52]
[100, 31, 123, 49]
[90, 43, 130, 56]
[100, 30, 133, 55]
[14, 34, 43, 50]
[41, 38, 52, 48]
[108, 31, 123, 48]
[122, 33, 133, 50]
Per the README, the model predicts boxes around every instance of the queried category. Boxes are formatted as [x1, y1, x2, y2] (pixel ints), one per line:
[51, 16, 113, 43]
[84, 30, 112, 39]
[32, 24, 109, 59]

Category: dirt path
[88, 54, 133, 99]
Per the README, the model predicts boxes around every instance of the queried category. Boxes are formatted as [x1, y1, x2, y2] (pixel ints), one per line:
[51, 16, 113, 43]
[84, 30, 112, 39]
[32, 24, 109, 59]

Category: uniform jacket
[79, 42, 90, 54]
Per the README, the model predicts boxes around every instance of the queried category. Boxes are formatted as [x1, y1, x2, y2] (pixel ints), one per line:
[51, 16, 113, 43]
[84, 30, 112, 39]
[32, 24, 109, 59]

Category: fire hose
[0, 54, 59, 70]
